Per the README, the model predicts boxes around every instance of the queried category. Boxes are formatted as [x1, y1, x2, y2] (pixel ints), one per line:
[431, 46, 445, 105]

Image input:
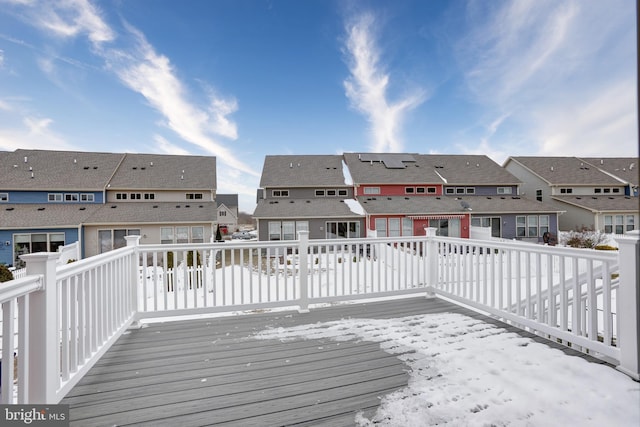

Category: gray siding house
[504, 156, 639, 233]
[253, 155, 365, 240]
[0, 149, 218, 266]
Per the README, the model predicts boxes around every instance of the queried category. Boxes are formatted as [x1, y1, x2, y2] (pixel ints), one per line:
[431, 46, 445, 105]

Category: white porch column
[21, 252, 61, 403]
[425, 227, 438, 298]
[297, 231, 310, 313]
[125, 235, 142, 325]
[615, 230, 640, 380]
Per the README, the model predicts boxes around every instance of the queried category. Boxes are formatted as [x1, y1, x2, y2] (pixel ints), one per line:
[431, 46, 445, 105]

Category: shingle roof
[107, 153, 215, 190]
[260, 155, 349, 187]
[1, 204, 103, 228]
[216, 194, 238, 208]
[357, 195, 562, 215]
[253, 198, 363, 219]
[580, 157, 639, 186]
[551, 195, 639, 213]
[0, 150, 217, 192]
[420, 154, 520, 185]
[343, 153, 519, 185]
[506, 156, 622, 185]
[1, 202, 216, 228]
[0, 149, 124, 191]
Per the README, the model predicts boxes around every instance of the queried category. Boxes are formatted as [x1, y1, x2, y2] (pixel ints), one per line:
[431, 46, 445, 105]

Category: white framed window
[539, 215, 549, 236]
[186, 193, 203, 200]
[13, 232, 65, 268]
[80, 193, 95, 202]
[176, 226, 189, 243]
[516, 216, 526, 237]
[388, 218, 401, 237]
[405, 187, 415, 194]
[603, 188, 611, 194]
[48, 193, 63, 202]
[402, 218, 413, 236]
[536, 189, 542, 202]
[497, 187, 512, 195]
[626, 215, 635, 231]
[144, 193, 155, 200]
[465, 187, 475, 194]
[363, 187, 380, 195]
[445, 188, 455, 194]
[456, 188, 465, 194]
[560, 188, 573, 194]
[64, 193, 79, 202]
[161, 227, 174, 244]
[595, 188, 602, 194]
[268, 222, 282, 240]
[116, 193, 127, 200]
[219, 210, 226, 217]
[315, 189, 325, 197]
[282, 221, 296, 240]
[0, 193, 8, 202]
[130, 193, 141, 200]
[427, 187, 436, 194]
[612, 188, 620, 193]
[416, 187, 425, 194]
[615, 215, 624, 234]
[296, 221, 309, 234]
[375, 218, 387, 237]
[272, 190, 289, 197]
[338, 189, 348, 196]
[516, 215, 548, 237]
[192, 226, 204, 243]
[326, 189, 337, 196]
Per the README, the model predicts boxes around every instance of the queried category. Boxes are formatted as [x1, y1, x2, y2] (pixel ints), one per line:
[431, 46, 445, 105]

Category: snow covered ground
[256, 312, 640, 427]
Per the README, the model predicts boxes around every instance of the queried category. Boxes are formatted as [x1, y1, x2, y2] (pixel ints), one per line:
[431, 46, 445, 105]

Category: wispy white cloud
[104, 24, 255, 175]
[32, 0, 114, 46]
[343, 12, 426, 152]
[457, 0, 637, 157]
[153, 135, 191, 156]
[1, 0, 259, 178]
[0, 112, 76, 151]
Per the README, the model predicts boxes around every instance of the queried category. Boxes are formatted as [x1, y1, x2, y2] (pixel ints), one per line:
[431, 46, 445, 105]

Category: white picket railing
[0, 231, 638, 404]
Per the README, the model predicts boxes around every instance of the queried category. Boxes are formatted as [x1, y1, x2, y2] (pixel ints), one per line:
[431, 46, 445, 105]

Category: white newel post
[615, 231, 640, 381]
[425, 227, 438, 298]
[21, 252, 61, 403]
[126, 235, 142, 326]
[297, 231, 310, 313]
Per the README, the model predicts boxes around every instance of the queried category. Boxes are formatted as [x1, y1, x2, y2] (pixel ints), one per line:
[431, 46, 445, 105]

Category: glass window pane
[98, 230, 112, 253]
[402, 218, 413, 236]
[176, 226, 189, 243]
[349, 222, 360, 238]
[296, 221, 309, 234]
[388, 218, 401, 237]
[114, 229, 127, 249]
[268, 222, 281, 240]
[191, 226, 204, 243]
[161, 227, 174, 244]
[282, 221, 295, 240]
[375, 218, 387, 237]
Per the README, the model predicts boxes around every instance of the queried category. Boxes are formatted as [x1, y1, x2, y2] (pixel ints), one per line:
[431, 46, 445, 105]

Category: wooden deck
[62, 296, 609, 426]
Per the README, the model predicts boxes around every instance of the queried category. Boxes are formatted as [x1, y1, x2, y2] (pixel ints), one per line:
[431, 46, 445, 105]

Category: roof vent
[84, 166, 89, 170]
[176, 205, 180, 208]
[6, 207, 14, 211]
[24, 156, 28, 163]
[31, 172, 34, 179]
[111, 205, 117, 208]
[93, 166, 98, 169]
[37, 207, 45, 211]
[79, 207, 86, 210]
[185, 204, 190, 208]
[153, 205, 158, 208]
[150, 162, 154, 166]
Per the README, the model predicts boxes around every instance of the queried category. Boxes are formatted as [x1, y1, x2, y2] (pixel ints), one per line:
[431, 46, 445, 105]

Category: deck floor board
[63, 296, 608, 426]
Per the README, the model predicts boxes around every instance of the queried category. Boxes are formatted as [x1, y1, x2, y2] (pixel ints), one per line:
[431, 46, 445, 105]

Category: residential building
[504, 156, 639, 232]
[345, 153, 560, 241]
[0, 149, 217, 267]
[253, 155, 364, 240]
[216, 194, 239, 236]
[253, 153, 561, 242]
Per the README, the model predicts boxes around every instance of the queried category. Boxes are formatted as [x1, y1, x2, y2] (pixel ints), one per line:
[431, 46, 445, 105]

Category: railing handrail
[0, 275, 43, 304]
[1, 232, 638, 405]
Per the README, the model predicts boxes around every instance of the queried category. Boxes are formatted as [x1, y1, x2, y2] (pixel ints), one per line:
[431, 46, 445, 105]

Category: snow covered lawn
[256, 312, 640, 426]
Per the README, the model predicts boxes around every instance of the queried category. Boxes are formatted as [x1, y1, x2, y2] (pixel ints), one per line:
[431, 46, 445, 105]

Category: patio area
[61, 296, 613, 427]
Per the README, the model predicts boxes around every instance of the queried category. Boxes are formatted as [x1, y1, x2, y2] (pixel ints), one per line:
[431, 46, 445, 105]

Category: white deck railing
[0, 231, 638, 403]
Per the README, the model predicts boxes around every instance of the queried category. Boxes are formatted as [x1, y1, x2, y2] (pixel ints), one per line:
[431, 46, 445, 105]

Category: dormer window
[272, 190, 289, 197]
[560, 188, 573, 194]
[497, 187, 512, 195]
[186, 193, 203, 200]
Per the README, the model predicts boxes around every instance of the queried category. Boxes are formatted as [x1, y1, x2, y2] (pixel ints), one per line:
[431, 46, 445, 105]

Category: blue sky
[0, 0, 636, 212]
